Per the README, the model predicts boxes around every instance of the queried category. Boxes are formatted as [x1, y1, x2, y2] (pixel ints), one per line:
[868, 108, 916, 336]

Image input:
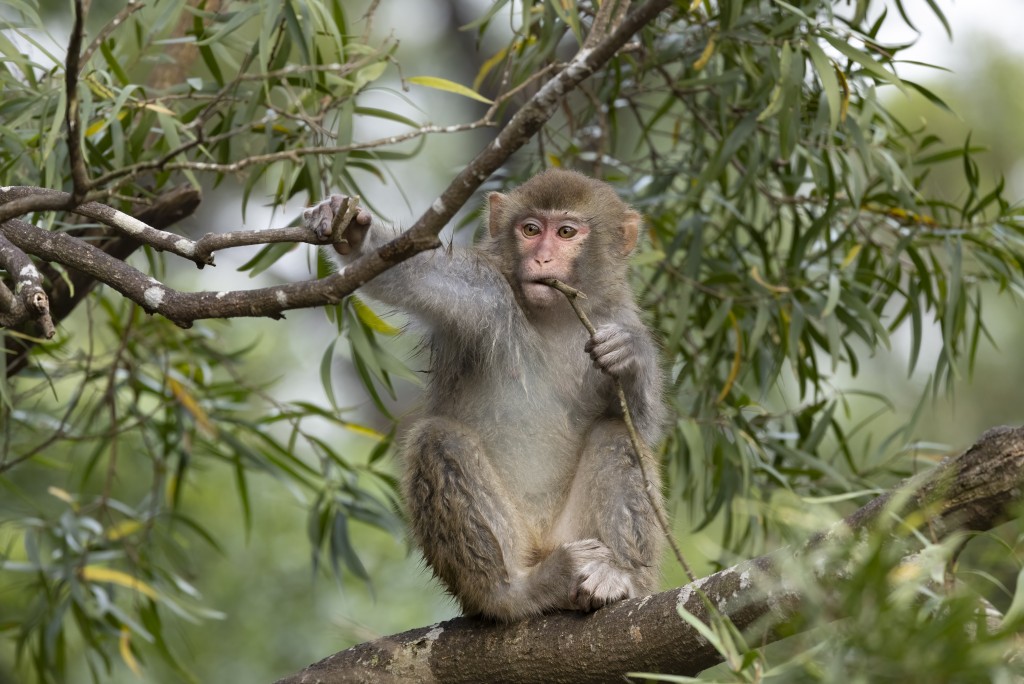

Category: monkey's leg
[554, 419, 664, 611]
[402, 417, 590, 621]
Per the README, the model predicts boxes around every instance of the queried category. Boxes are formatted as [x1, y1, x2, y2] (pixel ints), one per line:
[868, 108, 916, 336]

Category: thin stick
[329, 195, 361, 250]
[542, 278, 696, 583]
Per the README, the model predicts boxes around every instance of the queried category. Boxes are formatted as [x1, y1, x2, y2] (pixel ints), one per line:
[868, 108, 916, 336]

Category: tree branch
[0, 233, 53, 337]
[4, 186, 202, 376]
[65, 0, 91, 200]
[0, 0, 675, 334]
[0, 187, 213, 266]
[0, 217, 354, 328]
[273, 426, 1024, 684]
[81, 2, 143, 65]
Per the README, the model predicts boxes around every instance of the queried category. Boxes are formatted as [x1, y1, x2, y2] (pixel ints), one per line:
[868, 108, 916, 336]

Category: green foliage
[1, 1, 408, 679]
[2, 293, 401, 681]
[2, 0, 1024, 681]
[0, 0, 402, 209]
[641, 515, 1024, 683]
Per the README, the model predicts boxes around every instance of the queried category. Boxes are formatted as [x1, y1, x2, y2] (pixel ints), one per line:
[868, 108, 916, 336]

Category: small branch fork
[0, 233, 54, 338]
[542, 278, 696, 583]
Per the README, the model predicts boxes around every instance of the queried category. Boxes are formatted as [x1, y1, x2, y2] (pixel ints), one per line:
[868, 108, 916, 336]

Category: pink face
[513, 210, 591, 309]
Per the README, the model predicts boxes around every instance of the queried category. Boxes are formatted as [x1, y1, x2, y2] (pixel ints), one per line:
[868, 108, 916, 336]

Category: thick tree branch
[274, 426, 1024, 684]
[43, 185, 204, 320]
[0, 191, 78, 226]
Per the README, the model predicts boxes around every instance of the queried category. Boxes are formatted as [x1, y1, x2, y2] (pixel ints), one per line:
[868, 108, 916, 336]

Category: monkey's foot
[564, 539, 636, 611]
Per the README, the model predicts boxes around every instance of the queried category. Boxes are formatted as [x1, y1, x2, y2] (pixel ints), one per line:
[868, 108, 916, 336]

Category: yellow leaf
[407, 76, 493, 104]
[168, 377, 217, 437]
[716, 312, 742, 403]
[840, 244, 862, 270]
[344, 422, 386, 440]
[47, 486, 74, 504]
[119, 627, 142, 677]
[85, 118, 108, 137]
[107, 520, 142, 541]
[139, 102, 174, 115]
[474, 45, 510, 92]
[83, 75, 116, 100]
[81, 566, 159, 600]
[352, 296, 400, 336]
[694, 35, 716, 71]
[750, 265, 790, 294]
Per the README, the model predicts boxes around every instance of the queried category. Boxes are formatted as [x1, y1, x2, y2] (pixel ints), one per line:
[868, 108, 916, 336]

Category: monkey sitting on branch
[304, 169, 668, 621]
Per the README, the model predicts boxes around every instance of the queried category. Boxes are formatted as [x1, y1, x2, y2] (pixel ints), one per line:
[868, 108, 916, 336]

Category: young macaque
[304, 169, 667, 620]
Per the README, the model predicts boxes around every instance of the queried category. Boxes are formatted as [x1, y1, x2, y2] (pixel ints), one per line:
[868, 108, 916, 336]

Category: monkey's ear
[487, 192, 508, 238]
[618, 210, 641, 256]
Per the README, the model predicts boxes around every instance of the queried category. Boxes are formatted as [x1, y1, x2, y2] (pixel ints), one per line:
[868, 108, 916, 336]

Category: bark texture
[274, 426, 1024, 684]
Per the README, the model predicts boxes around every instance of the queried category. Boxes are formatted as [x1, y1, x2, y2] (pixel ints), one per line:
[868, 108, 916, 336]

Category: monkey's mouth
[522, 280, 564, 307]
[527, 276, 571, 288]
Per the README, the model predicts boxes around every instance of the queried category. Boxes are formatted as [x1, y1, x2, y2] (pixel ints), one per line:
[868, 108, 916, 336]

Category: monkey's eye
[522, 222, 541, 237]
[557, 225, 578, 239]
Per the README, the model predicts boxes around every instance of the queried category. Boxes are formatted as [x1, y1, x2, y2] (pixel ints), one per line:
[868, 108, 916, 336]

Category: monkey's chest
[428, 336, 606, 505]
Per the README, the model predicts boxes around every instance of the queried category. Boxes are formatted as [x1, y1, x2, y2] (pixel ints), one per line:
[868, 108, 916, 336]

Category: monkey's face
[513, 210, 590, 310]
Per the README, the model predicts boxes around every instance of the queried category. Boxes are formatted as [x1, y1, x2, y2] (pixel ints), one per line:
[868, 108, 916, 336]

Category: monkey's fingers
[303, 195, 347, 240]
[589, 327, 634, 376]
[302, 204, 333, 240]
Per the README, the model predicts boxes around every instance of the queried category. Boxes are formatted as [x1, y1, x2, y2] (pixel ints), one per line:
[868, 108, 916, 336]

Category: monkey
[304, 169, 667, 621]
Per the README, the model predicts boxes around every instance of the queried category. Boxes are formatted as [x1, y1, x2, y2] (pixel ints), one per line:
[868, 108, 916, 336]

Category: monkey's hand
[585, 323, 640, 380]
[302, 195, 372, 256]
[563, 539, 636, 611]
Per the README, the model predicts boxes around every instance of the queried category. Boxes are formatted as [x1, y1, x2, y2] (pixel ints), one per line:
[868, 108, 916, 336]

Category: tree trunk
[274, 426, 1024, 684]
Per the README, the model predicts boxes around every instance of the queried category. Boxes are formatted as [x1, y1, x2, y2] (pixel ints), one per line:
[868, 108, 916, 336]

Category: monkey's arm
[304, 196, 515, 331]
[586, 321, 667, 446]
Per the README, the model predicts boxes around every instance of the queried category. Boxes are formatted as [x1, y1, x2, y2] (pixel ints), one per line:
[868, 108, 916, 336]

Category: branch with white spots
[0, 232, 54, 338]
[275, 426, 1024, 684]
[0, 187, 212, 266]
[0, 214, 437, 329]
